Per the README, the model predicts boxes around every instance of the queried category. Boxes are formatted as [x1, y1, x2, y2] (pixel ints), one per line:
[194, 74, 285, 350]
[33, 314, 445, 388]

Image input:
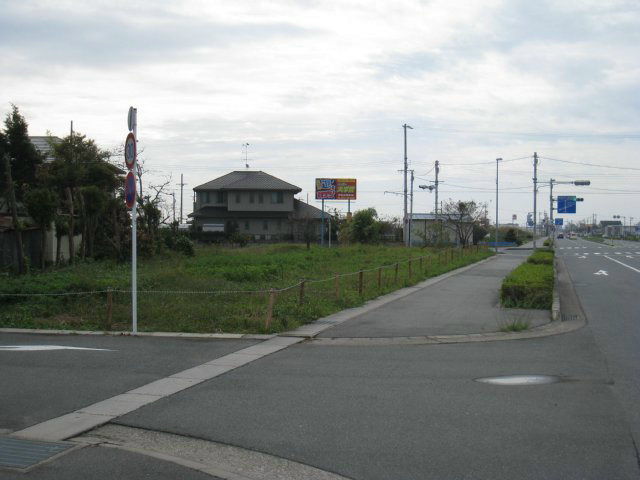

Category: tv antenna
[242, 143, 250, 169]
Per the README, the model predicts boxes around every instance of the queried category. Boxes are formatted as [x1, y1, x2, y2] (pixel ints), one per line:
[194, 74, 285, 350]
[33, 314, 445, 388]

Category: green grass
[501, 250, 554, 310]
[583, 235, 607, 244]
[0, 243, 493, 334]
[500, 321, 530, 332]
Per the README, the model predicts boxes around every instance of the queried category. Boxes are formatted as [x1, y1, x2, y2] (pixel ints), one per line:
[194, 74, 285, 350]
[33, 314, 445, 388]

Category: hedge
[501, 251, 554, 309]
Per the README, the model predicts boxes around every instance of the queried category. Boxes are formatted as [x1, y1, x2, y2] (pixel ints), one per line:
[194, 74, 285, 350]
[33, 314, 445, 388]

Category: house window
[236, 192, 241, 203]
[271, 192, 283, 204]
[258, 193, 264, 203]
[204, 192, 210, 203]
[216, 191, 226, 203]
[245, 220, 250, 230]
[263, 220, 268, 230]
[250, 192, 255, 203]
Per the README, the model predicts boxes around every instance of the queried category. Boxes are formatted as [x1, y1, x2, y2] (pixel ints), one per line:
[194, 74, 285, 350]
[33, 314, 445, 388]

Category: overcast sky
[2, 0, 639, 226]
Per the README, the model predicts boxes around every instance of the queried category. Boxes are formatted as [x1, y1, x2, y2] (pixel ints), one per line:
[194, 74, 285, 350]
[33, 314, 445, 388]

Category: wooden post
[394, 263, 399, 283]
[358, 270, 364, 296]
[299, 279, 305, 306]
[106, 288, 113, 330]
[377, 267, 382, 288]
[408, 258, 412, 278]
[265, 288, 275, 329]
[335, 274, 339, 299]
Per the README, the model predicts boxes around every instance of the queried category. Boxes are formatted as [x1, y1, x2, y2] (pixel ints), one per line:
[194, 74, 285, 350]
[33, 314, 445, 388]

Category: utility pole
[549, 178, 555, 237]
[408, 170, 415, 247]
[177, 174, 187, 224]
[172, 192, 176, 223]
[496, 158, 501, 252]
[434, 160, 440, 215]
[402, 124, 413, 246]
[533, 152, 538, 249]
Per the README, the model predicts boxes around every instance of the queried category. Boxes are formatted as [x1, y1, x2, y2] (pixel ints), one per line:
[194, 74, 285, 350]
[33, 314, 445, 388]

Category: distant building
[409, 213, 470, 246]
[29, 136, 62, 162]
[189, 171, 326, 241]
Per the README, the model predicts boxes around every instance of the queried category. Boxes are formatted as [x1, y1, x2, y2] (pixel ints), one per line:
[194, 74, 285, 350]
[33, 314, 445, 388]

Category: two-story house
[189, 170, 325, 241]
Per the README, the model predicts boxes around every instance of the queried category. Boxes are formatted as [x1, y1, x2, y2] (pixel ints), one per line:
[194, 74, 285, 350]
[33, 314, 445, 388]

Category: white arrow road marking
[594, 270, 609, 276]
[627, 256, 634, 259]
[605, 256, 640, 274]
[0, 345, 114, 351]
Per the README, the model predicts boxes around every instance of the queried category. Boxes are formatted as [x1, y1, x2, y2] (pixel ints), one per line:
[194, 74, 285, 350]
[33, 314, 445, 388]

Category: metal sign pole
[321, 199, 325, 246]
[131, 109, 138, 334]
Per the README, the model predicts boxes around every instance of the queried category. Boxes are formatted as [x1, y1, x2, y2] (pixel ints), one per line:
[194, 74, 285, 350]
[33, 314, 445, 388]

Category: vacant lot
[0, 243, 492, 334]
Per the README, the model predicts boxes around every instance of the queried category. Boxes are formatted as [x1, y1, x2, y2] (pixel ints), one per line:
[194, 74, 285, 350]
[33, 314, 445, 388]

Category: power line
[539, 156, 640, 172]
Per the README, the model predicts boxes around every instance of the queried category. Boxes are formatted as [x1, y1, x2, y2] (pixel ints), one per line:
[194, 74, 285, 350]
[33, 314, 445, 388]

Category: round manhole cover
[475, 375, 560, 386]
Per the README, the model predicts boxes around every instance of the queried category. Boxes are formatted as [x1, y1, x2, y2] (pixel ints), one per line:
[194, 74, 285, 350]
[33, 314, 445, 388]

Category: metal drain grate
[0, 436, 72, 470]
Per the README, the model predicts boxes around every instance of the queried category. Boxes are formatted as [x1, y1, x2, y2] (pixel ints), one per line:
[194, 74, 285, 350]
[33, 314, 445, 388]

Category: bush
[175, 235, 195, 256]
[230, 232, 251, 247]
[527, 248, 554, 265]
[501, 250, 554, 309]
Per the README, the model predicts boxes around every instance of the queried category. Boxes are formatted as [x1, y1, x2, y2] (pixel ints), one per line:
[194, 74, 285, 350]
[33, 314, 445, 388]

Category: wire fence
[0, 245, 491, 334]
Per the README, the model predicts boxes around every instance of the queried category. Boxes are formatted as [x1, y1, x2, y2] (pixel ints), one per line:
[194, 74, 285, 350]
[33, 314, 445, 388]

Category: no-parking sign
[125, 171, 136, 209]
[124, 132, 136, 170]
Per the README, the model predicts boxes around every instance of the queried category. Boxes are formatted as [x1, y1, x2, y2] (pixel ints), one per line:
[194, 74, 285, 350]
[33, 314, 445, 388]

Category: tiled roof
[194, 171, 301, 192]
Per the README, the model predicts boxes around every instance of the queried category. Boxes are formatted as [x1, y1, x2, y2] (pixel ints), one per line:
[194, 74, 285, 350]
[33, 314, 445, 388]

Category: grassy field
[0, 243, 492, 334]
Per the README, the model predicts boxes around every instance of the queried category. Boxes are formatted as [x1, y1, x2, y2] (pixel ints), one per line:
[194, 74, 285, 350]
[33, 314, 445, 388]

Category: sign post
[125, 107, 138, 334]
[315, 178, 356, 247]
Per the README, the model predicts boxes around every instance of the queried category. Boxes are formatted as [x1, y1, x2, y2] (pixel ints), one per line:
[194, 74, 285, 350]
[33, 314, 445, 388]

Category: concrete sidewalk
[318, 248, 549, 338]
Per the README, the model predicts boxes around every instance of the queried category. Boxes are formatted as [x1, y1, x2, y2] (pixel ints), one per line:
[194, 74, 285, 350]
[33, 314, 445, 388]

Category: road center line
[604, 256, 640, 274]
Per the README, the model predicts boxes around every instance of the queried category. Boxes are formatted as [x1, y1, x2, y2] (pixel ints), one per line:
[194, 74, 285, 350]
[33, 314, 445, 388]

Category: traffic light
[576, 198, 584, 202]
[573, 181, 591, 186]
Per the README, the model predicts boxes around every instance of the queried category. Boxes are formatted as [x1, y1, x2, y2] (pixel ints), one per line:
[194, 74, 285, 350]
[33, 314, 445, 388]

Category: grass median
[0, 243, 493, 334]
[500, 248, 554, 310]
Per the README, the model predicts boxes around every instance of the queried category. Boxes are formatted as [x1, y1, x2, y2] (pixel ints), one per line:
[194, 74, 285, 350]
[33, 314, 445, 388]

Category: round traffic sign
[125, 171, 136, 209]
[124, 132, 136, 169]
[127, 106, 136, 132]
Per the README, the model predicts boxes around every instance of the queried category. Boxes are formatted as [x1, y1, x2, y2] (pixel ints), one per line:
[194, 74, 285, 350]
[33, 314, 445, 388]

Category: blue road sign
[554, 218, 563, 226]
[557, 196, 576, 214]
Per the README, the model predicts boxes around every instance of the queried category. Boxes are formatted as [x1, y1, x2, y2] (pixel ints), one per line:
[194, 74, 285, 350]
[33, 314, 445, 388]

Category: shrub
[527, 249, 554, 265]
[230, 232, 251, 247]
[175, 235, 195, 257]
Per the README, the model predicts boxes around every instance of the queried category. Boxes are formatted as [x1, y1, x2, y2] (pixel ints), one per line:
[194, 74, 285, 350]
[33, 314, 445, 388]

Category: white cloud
[1, 0, 639, 223]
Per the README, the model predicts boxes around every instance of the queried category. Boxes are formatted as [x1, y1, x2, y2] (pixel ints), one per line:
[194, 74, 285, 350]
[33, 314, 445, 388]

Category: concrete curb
[552, 256, 561, 321]
[0, 328, 274, 341]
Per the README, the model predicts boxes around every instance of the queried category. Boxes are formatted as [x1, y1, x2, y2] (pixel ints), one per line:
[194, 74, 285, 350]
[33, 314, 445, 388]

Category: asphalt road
[555, 236, 640, 442]
[0, 333, 257, 432]
[4, 240, 640, 479]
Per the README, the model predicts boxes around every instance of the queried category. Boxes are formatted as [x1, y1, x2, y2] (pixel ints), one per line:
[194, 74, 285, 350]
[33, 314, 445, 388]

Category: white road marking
[594, 270, 609, 276]
[578, 256, 586, 259]
[604, 256, 640, 274]
[594, 253, 601, 255]
[0, 345, 113, 351]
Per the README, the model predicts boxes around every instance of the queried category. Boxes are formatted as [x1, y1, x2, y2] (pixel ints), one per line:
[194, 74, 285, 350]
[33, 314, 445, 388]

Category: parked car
[557, 233, 564, 239]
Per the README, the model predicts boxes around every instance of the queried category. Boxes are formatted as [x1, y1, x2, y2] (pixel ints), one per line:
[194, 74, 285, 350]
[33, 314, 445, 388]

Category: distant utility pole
[177, 174, 187, 224]
[533, 152, 538, 249]
[496, 158, 502, 252]
[408, 170, 415, 247]
[434, 160, 440, 216]
[549, 178, 555, 236]
[403, 124, 413, 246]
[172, 192, 176, 223]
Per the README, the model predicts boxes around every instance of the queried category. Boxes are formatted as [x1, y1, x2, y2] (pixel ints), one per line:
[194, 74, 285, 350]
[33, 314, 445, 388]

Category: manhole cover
[475, 375, 560, 386]
[0, 436, 72, 470]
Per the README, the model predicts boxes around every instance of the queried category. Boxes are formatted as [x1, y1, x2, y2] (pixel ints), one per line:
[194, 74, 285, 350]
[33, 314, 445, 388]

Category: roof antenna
[242, 143, 250, 169]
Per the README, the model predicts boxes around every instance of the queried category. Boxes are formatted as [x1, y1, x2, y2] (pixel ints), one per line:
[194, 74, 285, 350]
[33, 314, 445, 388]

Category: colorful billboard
[315, 178, 357, 200]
